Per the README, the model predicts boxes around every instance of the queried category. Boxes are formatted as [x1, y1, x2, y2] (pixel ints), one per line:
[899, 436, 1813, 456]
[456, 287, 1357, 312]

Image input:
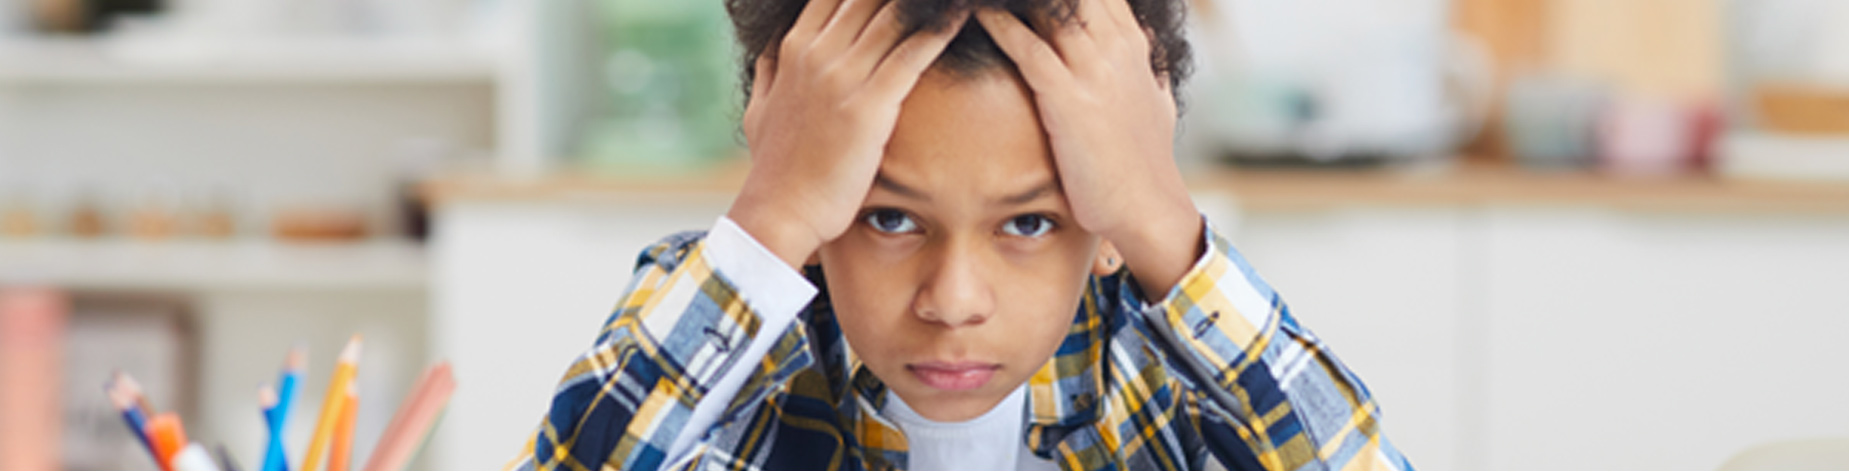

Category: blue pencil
[106, 372, 160, 467]
[276, 352, 300, 432]
[262, 384, 288, 471]
[262, 346, 305, 471]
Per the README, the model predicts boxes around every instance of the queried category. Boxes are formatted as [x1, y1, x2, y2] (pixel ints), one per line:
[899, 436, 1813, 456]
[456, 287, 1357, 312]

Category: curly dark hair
[725, 0, 1191, 106]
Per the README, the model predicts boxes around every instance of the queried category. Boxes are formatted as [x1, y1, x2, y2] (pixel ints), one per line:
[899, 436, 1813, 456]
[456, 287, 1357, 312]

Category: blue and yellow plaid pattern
[513, 225, 1412, 470]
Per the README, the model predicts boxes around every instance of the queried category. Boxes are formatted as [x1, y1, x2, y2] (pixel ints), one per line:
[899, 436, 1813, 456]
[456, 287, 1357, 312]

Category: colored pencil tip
[259, 383, 278, 410]
[108, 375, 139, 411]
[338, 335, 363, 364]
[285, 344, 308, 372]
[116, 371, 145, 397]
[110, 371, 154, 412]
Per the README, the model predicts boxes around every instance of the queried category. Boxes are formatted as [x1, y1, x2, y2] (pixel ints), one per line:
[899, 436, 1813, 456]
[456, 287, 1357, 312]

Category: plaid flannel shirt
[513, 221, 1412, 470]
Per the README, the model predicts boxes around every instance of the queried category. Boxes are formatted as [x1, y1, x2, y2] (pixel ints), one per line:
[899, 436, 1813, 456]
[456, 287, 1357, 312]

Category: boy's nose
[913, 242, 994, 327]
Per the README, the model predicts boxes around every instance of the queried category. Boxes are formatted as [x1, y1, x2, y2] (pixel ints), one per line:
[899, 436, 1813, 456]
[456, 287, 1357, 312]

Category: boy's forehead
[882, 69, 1055, 197]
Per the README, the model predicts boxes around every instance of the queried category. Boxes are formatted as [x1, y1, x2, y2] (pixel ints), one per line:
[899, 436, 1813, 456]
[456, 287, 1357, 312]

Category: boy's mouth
[907, 361, 1001, 391]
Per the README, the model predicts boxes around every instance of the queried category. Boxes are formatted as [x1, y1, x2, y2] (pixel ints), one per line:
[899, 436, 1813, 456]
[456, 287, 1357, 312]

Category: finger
[1097, 0, 1138, 37]
[752, 46, 777, 99]
[1140, 25, 1161, 69]
[976, 9, 1077, 93]
[864, 10, 969, 102]
[786, 0, 846, 49]
[746, 53, 775, 130]
[1076, 0, 1117, 37]
[1083, 0, 1150, 66]
[1035, 4, 1101, 72]
[840, 1, 906, 78]
[814, 0, 885, 57]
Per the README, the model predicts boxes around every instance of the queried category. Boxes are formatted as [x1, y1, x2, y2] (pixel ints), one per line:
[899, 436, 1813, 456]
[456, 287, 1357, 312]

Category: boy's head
[728, 0, 1191, 105]
[727, 0, 1191, 422]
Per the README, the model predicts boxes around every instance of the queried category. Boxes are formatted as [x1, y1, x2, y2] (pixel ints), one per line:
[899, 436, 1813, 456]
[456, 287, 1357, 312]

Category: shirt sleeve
[1140, 218, 1414, 471]
[511, 217, 816, 471]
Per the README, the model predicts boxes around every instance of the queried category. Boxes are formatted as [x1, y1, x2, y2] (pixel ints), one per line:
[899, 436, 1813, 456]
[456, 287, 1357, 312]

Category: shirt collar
[796, 268, 1115, 464]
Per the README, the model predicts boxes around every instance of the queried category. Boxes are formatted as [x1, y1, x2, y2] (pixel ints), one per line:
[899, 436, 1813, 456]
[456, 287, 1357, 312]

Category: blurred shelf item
[0, 37, 497, 84]
[1718, 131, 1849, 183]
[0, 239, 426, 292]
[420, 159, 1849, 214]
[272, 207, 370, 242]
[1754, 82, 1849, 135]
[419, 160, 753, 205]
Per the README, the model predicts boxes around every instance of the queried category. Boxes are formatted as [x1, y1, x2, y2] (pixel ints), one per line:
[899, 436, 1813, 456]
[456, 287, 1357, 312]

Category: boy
[515, 0, 1411, 469]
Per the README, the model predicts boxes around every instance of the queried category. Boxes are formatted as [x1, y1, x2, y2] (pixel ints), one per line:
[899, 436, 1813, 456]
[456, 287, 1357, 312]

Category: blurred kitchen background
[0, 0, 1846, 469]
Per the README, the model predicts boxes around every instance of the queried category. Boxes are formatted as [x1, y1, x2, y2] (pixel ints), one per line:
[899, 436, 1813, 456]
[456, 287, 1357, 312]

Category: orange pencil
[327, 380, 358, 471]
[301, 335, 362, 471]
[364, 362, 456, 470]
[145, 412, 189, 471]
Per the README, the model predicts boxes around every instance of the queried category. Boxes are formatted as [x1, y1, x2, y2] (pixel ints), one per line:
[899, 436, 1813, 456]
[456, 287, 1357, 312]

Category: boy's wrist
[1107, 205, 1204, 300]
[726, 198, 822, 271]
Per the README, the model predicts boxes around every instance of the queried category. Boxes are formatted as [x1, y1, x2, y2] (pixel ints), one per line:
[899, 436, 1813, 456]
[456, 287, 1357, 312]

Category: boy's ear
[1091, 240, 1123, 276]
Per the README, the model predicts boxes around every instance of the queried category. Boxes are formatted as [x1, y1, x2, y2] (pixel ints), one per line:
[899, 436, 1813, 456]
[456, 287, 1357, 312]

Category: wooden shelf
[0, 239, 427, 292]
[1201, 164, 1849, 213]
[423, 160, 1849, 214]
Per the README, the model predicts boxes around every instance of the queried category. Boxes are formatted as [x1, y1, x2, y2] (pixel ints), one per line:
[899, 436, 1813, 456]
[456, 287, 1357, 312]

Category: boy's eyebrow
[873, 172, 1061, 206]
[874, 173, 930, 202]
[998, 180, 1059, 206]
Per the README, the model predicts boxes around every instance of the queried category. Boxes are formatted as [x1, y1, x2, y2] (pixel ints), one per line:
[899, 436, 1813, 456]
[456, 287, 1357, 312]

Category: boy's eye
[1001, 214, 1055, 238]
[865, 209, 919, 234]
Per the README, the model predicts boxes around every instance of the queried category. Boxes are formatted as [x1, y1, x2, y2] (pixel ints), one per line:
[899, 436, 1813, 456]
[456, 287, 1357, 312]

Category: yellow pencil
[301, 335, 362, 471]
[327, 380, 357, 471]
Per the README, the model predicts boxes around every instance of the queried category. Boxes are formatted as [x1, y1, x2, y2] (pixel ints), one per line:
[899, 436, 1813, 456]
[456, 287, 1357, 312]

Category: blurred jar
[578, 0, 739, 172]
[1598, 96, 1706, 177]
[66, 191, 106, 239]
[126, 183, 180, 240]
[1504, 76, 1606, 170]
[187, 188, 237, 239]
[1, 191, 38, 238]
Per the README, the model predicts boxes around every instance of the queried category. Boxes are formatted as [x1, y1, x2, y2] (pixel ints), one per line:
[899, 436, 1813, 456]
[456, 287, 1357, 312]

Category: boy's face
[818, 68, 1104, 422]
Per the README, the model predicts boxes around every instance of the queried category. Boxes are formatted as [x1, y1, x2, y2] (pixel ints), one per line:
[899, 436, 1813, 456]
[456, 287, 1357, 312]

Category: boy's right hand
[726, 0, 968, 270]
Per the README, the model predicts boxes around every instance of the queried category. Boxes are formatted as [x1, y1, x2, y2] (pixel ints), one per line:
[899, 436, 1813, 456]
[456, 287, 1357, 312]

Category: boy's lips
[907, 361, 1001, 391]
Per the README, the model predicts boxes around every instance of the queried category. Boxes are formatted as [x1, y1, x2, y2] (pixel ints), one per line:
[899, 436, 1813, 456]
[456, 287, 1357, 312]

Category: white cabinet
[1234, 206, 1849, 470]
[427, 195, 731, 470]
[1476, 209, 1849, 470]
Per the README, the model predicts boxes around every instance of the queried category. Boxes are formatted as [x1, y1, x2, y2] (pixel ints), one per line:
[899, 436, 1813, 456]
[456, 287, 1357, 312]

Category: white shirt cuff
[702, 215, 819, 322]
[666, 216, 819, 468]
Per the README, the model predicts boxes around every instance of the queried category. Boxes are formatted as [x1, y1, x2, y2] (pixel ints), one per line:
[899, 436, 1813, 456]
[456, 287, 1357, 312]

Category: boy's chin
[892, 381, 1019, 422]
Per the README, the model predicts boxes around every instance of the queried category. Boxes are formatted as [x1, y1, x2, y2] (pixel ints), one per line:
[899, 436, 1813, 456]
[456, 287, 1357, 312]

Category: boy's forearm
[726, 189, 825, 271]
[1105, 198, 1205, 301]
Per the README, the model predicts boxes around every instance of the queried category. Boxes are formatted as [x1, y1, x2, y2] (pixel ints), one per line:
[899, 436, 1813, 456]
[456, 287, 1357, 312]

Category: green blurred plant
[580, 0, 740, 171]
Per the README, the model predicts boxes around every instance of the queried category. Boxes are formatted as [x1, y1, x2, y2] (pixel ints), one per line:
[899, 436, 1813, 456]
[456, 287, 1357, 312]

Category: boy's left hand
[977, 0, 1202, 298]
